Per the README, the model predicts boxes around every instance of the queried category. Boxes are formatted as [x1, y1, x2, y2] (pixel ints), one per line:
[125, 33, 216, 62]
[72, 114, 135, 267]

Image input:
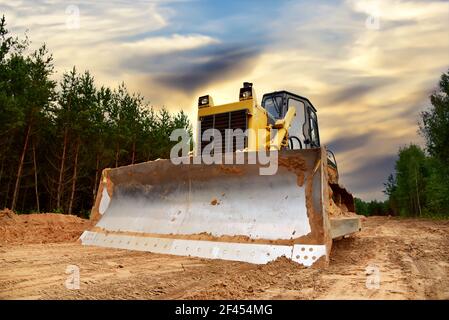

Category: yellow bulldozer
[81, 82, 361, 267]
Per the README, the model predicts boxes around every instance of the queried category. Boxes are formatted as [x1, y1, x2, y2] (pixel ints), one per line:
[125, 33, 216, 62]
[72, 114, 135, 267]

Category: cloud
[328, 133, 373, 154]
[324, 78, 394, 105]
[348, 0, 449, 22]
[345, 154, 397, 199]
[153, 45, 261, 92]
[2, 1, 170, 44]
[0, 0, 174, 86]
[121, 34, 219, 55]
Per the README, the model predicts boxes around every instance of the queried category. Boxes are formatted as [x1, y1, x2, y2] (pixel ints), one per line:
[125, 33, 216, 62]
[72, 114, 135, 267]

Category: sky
[1, 0, 448, 200]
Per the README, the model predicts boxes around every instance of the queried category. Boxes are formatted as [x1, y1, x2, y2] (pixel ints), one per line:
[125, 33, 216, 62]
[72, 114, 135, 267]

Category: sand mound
[0, 209, 91, 245]
[184, 256, 311, 299]
[0, 208, 17, 221]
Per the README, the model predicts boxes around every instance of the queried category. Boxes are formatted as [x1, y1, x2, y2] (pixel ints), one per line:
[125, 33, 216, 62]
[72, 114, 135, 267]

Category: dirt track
[0, 213, 448, 300]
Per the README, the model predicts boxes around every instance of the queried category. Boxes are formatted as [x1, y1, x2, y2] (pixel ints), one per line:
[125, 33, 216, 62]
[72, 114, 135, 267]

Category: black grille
[200, 109, 248, 154]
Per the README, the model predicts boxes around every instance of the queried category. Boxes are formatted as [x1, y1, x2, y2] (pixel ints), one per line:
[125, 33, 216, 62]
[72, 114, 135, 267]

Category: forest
[0, 16, 191, 216]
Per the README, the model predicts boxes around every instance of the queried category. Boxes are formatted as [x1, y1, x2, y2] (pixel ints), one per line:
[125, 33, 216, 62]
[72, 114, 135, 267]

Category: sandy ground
[0, 212, 448, 300]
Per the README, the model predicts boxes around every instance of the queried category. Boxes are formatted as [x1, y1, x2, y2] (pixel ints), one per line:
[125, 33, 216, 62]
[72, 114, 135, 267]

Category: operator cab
[261, 91, 320, 150]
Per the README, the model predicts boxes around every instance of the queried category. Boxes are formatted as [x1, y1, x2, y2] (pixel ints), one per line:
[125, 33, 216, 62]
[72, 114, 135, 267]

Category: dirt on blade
[0, 214, 448, 300]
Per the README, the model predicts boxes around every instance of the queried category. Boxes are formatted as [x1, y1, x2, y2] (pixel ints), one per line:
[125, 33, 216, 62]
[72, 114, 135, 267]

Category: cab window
[263, 95, 284, 119]
[287, 98, 306, 149]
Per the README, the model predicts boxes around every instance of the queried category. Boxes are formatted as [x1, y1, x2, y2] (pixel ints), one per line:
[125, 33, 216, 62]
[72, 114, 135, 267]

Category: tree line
[356, 69, 449, 218]
[0, 16, 191, 216]
[354, 198, 389, 216]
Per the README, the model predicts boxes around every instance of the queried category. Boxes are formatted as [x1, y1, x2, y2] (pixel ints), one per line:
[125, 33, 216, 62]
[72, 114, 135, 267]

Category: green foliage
[0, 16, 192, 215]
[383, 69, 449, 218]
[354, 198, 390, 216]
[420, 70, 449, 168]
[393, 144, 427, 217]
[419, 69, 449, 216]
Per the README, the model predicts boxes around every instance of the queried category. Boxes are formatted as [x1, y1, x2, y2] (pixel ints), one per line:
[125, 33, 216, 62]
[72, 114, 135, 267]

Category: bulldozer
[80, 82, 361, 267]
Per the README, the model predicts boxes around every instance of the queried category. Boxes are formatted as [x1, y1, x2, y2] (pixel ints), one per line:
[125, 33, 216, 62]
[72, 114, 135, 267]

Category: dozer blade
[81, 147, 348, 267]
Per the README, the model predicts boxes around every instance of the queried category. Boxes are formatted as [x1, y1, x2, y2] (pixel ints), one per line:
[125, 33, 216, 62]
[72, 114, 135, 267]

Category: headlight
[198, 95, 213, 108]
[239, 82, 253, 101]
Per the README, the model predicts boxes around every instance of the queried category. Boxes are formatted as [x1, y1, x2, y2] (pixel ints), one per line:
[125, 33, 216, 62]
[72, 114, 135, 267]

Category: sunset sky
[2, 0, 448, 200]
